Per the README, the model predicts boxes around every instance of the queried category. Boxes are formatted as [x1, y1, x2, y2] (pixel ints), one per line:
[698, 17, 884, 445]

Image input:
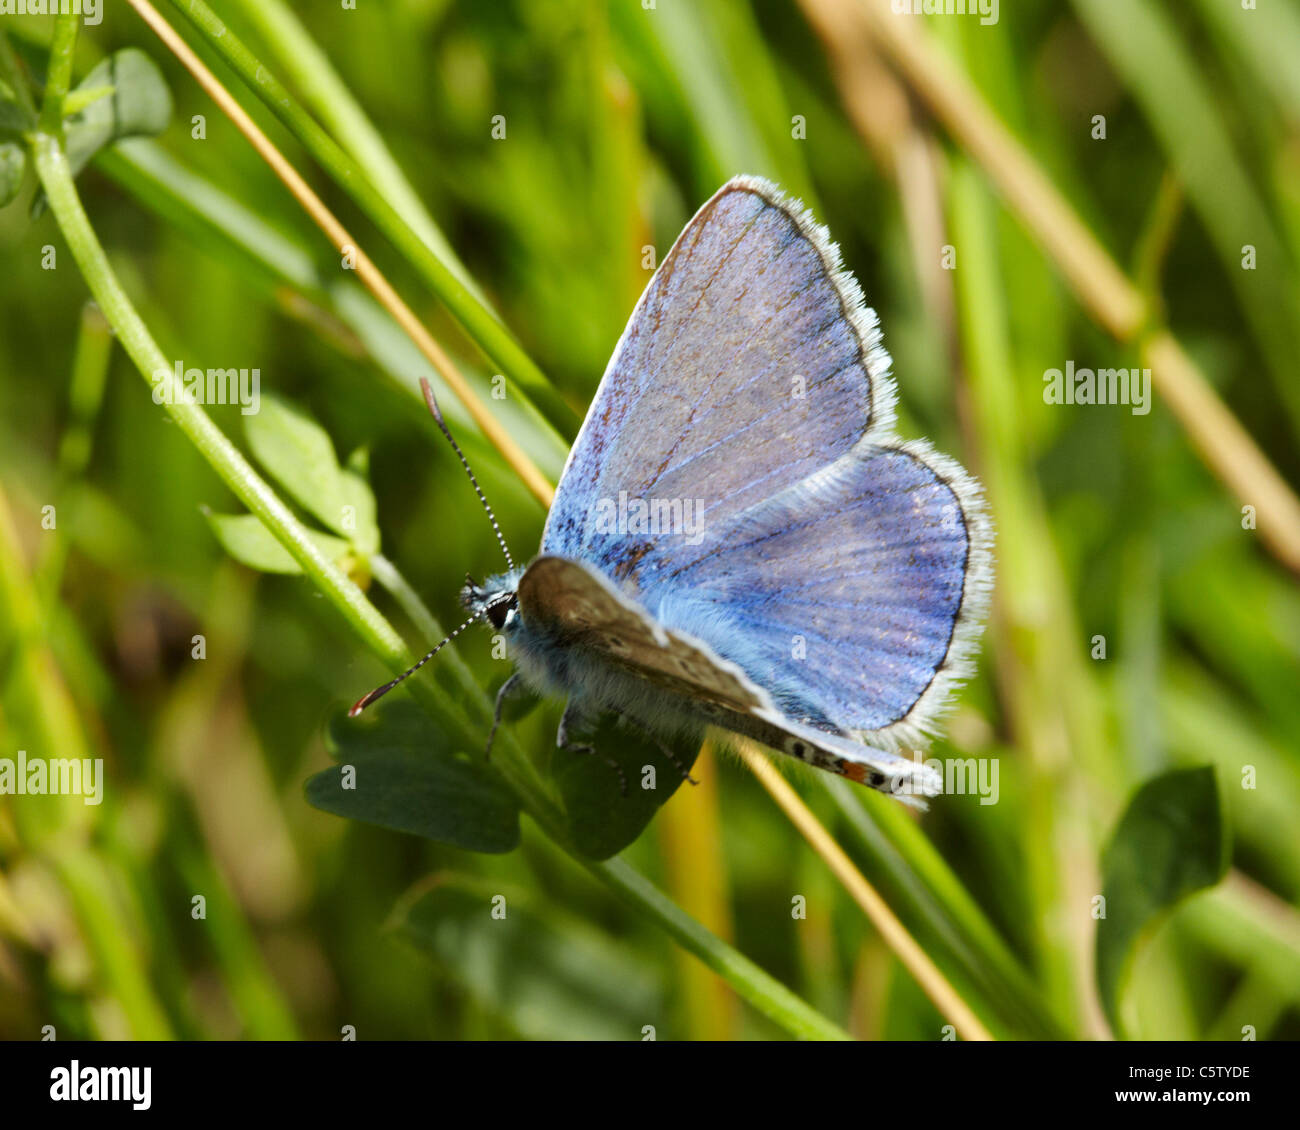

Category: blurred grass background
[1, 0, 1299, 1040]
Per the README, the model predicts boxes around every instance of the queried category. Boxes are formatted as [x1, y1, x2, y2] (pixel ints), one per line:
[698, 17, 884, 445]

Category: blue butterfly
[353, 176, 993, 799]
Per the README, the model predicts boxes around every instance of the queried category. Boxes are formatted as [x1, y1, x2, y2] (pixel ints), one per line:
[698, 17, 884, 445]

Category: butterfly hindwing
[649, 438, 992, 750]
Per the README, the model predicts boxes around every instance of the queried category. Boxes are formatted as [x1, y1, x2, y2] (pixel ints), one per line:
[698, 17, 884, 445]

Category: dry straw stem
[123, 0, 555, 509]
[801, 0, 1300, 576]
[735, 741, 996, 1041]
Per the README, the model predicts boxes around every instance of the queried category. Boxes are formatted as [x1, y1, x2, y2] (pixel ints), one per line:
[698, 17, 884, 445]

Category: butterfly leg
[557, 701, 629, 797]
[655, 737, 700, 786]
[484, 673, 524, 762]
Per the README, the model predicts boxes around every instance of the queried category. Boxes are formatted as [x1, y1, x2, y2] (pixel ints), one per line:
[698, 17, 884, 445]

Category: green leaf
[0, 141, 24, 207]
[305, 702, 520, 853]
[1095, 766, 1229, 1036]
[553, 711, 699, 861]
[66, 49, 172, 172]
[32, 49, 172, 215]
[399, 873, 662, 1039]
[244, 393, 347, 536]
[205, 510, 350, 575]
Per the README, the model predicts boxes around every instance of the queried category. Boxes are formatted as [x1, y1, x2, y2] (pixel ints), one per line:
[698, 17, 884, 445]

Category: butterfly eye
[485, 594, 517, 630]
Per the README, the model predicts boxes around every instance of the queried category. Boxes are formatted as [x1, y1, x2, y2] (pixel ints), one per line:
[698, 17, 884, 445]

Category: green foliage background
[0, 0, 1298, 1041]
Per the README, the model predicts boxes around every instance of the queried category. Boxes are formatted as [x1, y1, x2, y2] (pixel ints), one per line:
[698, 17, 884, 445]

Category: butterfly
[352, 176, 993, 800]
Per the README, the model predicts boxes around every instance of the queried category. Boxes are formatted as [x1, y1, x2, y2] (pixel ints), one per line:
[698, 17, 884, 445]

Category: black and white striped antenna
[420, 378, 515, 572]
[348, 381, 517, 717]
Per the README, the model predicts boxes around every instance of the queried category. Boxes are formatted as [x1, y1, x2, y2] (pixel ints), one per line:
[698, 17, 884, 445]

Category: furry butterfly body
[449, 176, 994, 799]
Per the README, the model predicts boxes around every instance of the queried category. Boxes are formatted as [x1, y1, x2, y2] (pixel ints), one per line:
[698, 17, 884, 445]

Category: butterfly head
[461, 570, 524, 631]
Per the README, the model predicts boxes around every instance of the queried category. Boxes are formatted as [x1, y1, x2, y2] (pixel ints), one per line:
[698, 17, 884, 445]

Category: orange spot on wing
[836, 759, 868, 784]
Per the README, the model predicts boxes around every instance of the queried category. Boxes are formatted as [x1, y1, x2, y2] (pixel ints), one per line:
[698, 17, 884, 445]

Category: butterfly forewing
[542, 177, 892, 592]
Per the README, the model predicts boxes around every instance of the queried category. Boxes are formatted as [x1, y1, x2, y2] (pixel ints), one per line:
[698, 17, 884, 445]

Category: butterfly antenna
[420, 378, 515, 572]
[348, 610, 482, 716]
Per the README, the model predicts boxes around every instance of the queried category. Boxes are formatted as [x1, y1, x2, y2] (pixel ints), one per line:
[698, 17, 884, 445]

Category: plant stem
[35, 13, 77, 135]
